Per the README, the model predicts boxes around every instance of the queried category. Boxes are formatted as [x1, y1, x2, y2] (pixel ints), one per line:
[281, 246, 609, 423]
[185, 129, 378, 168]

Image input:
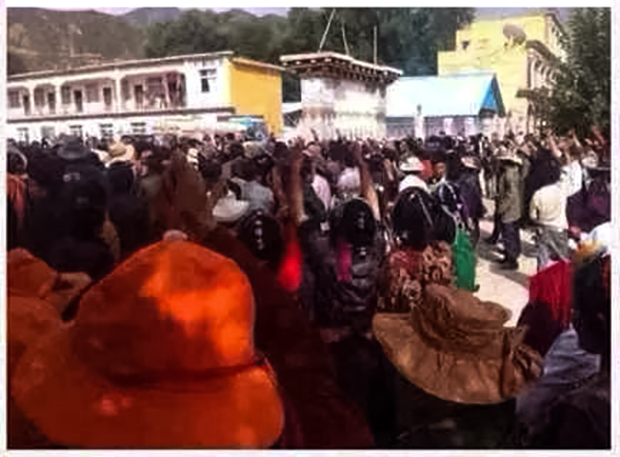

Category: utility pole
[373, 26, 378, 64]
[318, 8, 336, 53]
[342, 21, 350, 56]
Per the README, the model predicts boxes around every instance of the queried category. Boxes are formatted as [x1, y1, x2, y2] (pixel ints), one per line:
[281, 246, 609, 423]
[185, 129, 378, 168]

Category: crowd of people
[7, 126, 611, 449]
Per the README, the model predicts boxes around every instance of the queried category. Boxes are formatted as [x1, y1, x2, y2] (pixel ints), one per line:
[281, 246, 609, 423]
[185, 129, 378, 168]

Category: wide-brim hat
[461, 155, 481, 170]
[243, 142, 265, 159]
[11, 240, 284, 448]
[213, 190, 250, 224]
[107, 141, 128, 158]
[57, 137, 90, 161]
[8, 296, 61, 375]
[373, 284, 542, 404]
[399, 156, 425, 173]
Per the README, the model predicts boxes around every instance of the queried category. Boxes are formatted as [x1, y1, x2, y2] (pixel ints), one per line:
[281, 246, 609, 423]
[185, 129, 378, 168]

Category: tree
[143, 8, 475, 100]
[548, 8, 610, 137]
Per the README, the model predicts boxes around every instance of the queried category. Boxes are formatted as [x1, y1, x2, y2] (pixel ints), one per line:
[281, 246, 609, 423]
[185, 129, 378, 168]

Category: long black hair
[237, 210, 284, 271]
[393, 187, 455, 250]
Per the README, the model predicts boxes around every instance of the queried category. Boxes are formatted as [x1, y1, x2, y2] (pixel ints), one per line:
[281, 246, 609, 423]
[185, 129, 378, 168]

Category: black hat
[238, 211, 284, 268]
[336, 199, 376, 248]
[393, 188, 436, 249]
[57, 136, 91, 161]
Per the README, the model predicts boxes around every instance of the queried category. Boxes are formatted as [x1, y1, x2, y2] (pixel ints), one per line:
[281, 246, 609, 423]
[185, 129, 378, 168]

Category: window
[74, 90, 83, 113]
[86, 84, 99, 103]
[200, 69, 217, 93]
[23, 94, 31, 115]
[17, 128, 29, 143]
[100, 123, 114, 139]
[103, 87, 113, 106]
[131, 122, 146, 134]
[48, 92, 56, 114]
[41, 126, 55, 139]
[134, 85, 144, 108]
[69, 125, 83, 138]
[61, 86, 71, 104]
[462, 40, 470, 50]
[8, 91, 20, 108]
[34, 88, 45, 107]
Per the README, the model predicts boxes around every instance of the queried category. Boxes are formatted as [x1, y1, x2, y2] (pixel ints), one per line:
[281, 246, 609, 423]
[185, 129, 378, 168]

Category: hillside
[7, 8, 145, 75]
[122, 8, 183, 27]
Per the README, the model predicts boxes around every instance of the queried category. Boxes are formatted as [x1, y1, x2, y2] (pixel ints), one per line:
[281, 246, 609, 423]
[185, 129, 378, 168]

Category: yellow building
[226, 56, 284, 136]
[438, 10, 565, 134]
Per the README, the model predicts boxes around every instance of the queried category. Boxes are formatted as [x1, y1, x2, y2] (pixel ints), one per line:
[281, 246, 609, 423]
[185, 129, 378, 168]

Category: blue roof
[386, 72, 506, 118]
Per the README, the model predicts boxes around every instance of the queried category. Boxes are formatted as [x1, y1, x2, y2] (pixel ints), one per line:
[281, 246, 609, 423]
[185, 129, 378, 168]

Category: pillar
[164, 74, 171, 109]
[114, 75, 122, 113]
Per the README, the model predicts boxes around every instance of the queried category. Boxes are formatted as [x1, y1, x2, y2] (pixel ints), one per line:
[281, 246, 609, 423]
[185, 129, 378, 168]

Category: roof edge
[8, 51, 236, 81]
[231, 57, 285, 73]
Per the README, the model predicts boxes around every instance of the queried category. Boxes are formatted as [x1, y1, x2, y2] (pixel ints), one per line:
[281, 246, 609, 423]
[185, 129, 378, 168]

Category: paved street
[474, 200, 537, 326]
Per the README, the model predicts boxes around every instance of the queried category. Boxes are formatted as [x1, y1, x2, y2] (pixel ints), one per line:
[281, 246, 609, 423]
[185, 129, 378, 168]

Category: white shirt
[530, 183, 568, 230]
[399, 174, 429, 193]
[561, 161, 584, 197]
[312, 173, 332, 211]
[337, 167, 361, 196]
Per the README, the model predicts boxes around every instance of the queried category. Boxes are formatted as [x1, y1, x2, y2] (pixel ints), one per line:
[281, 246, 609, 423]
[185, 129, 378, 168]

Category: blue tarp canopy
[386, 71, 506, 118]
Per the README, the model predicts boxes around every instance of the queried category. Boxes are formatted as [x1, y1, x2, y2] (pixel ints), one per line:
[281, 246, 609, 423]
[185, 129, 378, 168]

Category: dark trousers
[501, 221, 521, 262]
[470, 218, 481, 247]
[489, 212, 502, 242]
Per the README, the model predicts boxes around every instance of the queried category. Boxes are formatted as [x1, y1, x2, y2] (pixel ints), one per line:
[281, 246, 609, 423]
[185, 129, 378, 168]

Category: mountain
[121, 8, 183, 27]
[7, 7, 145, 75]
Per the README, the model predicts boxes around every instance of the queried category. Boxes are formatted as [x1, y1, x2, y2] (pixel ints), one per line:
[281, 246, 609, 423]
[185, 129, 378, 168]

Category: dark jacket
[201, 227, 375, 448]
[496, 164, 522, 223]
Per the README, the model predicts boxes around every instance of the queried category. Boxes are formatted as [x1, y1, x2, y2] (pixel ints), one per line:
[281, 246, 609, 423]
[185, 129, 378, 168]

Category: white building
[7, 51, 285, 142]
[280, 52, 402, 140]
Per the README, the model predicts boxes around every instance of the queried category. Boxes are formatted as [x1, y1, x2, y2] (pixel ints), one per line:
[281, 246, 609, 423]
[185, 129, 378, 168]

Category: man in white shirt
[529, 159, 569, 271]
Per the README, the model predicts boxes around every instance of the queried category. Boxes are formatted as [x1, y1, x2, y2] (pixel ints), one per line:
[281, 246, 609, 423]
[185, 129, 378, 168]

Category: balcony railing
[8, 98, 188, 120]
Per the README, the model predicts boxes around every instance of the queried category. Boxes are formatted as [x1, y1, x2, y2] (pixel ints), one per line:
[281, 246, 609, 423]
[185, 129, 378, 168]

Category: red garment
[336, 238, 352, 282]
[277, 238, 302, 293]
[529, 261, 573, 328]
[420, 159, 433, 181]
[203, 227, 375, 448]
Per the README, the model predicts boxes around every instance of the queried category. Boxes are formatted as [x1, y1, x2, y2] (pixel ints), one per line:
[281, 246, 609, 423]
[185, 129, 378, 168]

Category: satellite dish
[503, 23, 527, 45]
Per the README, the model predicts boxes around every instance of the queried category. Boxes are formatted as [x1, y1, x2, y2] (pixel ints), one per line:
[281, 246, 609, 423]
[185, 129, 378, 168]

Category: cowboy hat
[57, 137, 90, 161]
[11, 240, 284, 448]
[8, 248, 92, 316]
[399, 156, 425, 173]
[213, 190, 250, 224]
[243, 142, 265, 159]
[461, 155, 481, 170]
[373, 284, 542, 404]
[107, 141, 128, 158]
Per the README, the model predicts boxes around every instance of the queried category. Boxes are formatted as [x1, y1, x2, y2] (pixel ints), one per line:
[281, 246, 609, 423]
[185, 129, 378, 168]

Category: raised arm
[352, 142, 381, 221]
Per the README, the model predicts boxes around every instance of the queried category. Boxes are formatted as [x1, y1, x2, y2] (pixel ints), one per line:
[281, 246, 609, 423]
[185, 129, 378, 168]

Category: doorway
[74, 90, 83, 113]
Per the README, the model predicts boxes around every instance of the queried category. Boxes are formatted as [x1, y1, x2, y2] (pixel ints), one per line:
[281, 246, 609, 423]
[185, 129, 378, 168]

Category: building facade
[280, 52, 401, 140]
[7, 51, 284, 142]
[438, 10, 564, 134]
[386, 72, 506, 139]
